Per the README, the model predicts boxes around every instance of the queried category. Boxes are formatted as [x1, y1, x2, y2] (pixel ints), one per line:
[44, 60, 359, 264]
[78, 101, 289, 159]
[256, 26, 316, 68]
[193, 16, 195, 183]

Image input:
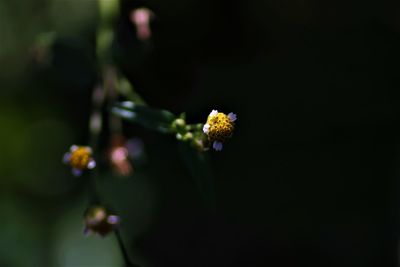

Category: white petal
[87, 159, 96, 169]
[86, 147, 93, 154]
[209, 110, 218, 117]
[203, 123, 210, 134]
[63, 153, 71, 164]
[228, 112, 237, 122]
[107, 215, 120, 225]
[70, 145, 78, 152]
[83, 227, 91, 236]
[72, 169, 83, 177]
[213, 141, 223, 151]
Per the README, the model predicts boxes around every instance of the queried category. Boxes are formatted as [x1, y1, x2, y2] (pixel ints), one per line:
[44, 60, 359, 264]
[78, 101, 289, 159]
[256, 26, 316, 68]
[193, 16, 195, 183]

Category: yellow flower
[63, 145, 96, 176]
[83, 206, 120, 237]
[203, 110, 237, 151]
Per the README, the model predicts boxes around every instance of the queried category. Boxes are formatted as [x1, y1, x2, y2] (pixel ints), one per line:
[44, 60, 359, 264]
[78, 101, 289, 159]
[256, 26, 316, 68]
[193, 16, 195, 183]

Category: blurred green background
[1, 0, 400, 266]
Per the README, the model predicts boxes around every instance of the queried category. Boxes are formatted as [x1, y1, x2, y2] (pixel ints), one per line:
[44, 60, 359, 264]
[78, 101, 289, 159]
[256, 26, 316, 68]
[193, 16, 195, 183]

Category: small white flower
[212, 141, 223, 151]
[209, 110, 218, 117]
[228, 112, 237, 122]
[203, 123, 210, 134]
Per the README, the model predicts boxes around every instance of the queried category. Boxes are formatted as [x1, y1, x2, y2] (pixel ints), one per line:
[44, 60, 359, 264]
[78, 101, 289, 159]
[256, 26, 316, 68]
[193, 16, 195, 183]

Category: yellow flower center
[206, 113, 234, 142]
[70, 147, 92, 170]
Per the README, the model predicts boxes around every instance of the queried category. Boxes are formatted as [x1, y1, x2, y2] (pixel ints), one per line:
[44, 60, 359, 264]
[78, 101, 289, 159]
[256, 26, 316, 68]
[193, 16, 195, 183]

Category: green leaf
[179, 142, 215, 211]
[112, 102, 176, 133]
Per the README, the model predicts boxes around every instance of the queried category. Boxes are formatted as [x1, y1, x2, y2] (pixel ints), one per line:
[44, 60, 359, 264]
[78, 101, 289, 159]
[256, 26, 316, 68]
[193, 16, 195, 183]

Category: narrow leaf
[112, 102, 176, 133]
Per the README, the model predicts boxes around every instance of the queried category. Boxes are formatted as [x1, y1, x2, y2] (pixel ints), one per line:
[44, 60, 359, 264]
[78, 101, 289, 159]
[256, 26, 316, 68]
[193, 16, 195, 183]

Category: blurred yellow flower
[84, 206, 120, 237]
[63, 145, 96, 176]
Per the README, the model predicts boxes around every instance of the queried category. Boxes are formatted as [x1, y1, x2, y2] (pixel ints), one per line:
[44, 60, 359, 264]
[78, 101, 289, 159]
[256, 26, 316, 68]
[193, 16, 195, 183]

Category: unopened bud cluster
[171, 109, 237, 151]
[171, 115, 207, 151]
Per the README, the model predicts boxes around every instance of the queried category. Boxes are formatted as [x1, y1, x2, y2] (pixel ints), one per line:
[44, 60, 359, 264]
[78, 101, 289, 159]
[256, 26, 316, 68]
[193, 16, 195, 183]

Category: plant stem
[88, 84, 104, 205]
[115, 229, 140, 267]
[95, 1, 141, 266]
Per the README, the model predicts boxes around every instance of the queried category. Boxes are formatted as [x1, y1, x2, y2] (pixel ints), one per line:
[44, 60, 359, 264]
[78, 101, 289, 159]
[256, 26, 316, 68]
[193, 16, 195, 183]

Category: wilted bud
[83, 206, 120, 237]
[108, 135, 133, 176]
[192, 138, 207, 152]
[130, 7, 155, 41]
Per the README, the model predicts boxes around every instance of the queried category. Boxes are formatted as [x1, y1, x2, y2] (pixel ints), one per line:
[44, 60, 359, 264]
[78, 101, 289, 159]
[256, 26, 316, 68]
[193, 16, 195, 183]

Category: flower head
[63, 145, 96, 176]
[83, 206, 120, 237]
[203, 110, 237, 151]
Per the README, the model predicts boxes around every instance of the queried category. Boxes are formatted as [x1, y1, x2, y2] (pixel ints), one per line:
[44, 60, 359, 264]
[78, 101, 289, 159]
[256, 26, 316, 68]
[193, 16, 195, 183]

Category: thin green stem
[94, 1, 141, 267]
[117, 77, 147, 106]
[115, 229, 140, 267]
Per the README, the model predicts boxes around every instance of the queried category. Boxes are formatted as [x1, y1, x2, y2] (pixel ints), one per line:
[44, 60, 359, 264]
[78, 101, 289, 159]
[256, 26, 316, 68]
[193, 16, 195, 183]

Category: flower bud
[172, 118, 186, 133]
[182, 132, 193, 141]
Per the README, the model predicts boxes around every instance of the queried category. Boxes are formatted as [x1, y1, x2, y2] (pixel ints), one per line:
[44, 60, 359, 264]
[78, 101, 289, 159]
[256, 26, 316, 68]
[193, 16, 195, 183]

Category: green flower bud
[182, 132, 193, 141]
[172, 118, 186, 133]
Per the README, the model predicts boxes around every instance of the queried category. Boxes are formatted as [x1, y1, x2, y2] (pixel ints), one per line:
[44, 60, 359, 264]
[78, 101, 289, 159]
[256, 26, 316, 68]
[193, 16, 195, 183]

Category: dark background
[1, 0, 400, 266]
